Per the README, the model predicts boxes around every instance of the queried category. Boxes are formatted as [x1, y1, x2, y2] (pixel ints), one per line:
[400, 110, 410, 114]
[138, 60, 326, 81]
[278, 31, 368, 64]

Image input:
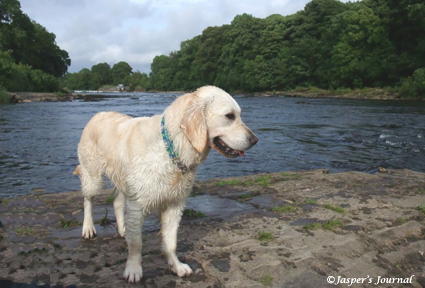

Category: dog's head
[180, 86, 258, 158]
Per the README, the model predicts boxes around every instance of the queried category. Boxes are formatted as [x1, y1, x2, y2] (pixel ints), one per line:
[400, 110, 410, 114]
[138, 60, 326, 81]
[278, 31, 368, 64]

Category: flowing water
[1, 93, 424, 198]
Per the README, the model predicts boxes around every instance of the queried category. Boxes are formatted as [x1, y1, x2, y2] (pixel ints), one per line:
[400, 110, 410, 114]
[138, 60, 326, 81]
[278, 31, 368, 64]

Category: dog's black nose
[250, 134, 259, 146]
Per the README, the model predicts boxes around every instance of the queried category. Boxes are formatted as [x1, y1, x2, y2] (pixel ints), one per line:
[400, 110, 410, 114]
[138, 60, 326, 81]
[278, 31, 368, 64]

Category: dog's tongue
[238, 151, 244, 157]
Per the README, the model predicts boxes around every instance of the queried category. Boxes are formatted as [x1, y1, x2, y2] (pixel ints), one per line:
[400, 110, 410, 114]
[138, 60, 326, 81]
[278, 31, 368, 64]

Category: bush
[0, 86, 10, 104]
[399, 68, 425, 99]
[4, 63, 60, 92]
[6, 63, 33, 92]
[30, 69, 60, 92]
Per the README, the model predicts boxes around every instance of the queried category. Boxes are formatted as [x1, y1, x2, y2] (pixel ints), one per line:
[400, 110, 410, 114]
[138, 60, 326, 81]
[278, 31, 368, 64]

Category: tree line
[1, 0, 425, 98]
[0, 0, 70, 93]
[146, 0, 425, 97]
[62, 61, 150, 92]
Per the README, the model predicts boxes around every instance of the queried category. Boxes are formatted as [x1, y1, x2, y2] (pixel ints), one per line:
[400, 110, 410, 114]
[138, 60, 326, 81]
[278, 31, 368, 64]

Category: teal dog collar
[161, 117, 195, 174]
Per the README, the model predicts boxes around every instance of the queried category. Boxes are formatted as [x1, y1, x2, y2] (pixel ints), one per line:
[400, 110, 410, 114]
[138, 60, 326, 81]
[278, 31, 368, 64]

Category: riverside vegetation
[1, 0, 425, 103]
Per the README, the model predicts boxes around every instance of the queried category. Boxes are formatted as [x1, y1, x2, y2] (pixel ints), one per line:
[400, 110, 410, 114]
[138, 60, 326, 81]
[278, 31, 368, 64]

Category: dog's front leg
[123, 200, 145, 283]
[113, 191, 126, 237]
[161, 205, 193, 277]
[82, 197, 96, 238]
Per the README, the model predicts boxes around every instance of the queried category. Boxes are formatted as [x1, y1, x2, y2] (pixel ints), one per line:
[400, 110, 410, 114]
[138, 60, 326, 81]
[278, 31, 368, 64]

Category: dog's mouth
[212, 137, 244, 158]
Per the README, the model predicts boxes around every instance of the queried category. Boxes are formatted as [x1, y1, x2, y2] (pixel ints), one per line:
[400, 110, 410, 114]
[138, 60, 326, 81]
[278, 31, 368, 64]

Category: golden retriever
[76, 85, 258, 283]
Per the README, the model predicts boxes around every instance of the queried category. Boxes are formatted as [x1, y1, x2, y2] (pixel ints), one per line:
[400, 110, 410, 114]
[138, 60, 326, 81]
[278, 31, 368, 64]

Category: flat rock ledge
[7, 92, 74, 103]
[1, 169, 425, 288]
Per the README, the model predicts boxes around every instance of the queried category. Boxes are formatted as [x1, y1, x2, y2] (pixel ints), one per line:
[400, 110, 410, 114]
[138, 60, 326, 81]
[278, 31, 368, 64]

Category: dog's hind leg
[123, 200, 145, 283]
[113, 190, 126, 237]
[160, 205, 193, 277]
[79, 165, 103, 239]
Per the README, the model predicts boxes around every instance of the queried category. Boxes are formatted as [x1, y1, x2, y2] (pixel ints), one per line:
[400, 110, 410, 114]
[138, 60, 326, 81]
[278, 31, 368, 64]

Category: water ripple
[1, 93, 425, 198]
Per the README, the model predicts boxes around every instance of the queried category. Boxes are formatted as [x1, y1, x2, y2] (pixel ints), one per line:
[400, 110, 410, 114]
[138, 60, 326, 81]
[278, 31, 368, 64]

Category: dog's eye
[225, 113, 235, 120]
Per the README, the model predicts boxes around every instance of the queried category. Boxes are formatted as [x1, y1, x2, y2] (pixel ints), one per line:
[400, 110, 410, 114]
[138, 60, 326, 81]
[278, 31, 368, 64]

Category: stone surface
[0, 169, 425, 287]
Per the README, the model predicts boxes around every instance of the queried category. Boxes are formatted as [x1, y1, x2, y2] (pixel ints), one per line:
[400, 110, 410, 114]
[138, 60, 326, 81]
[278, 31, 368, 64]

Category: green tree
[328, 5, 397, 88]
[30, 22, 71, 77]
[150, 55, 173, 91]
[0, 0, 70, 76]
[216, 13, 264, 91]
[62, 68, 92, 90]
[127, 71, 150, 91]
[399, 68, 425, 98]
[58, 0, 425, 95]
[90, 63, 111, 90]
[111, 61, 133, 85]
[0, 49, 14, 87]
[365, 0, 425, 78]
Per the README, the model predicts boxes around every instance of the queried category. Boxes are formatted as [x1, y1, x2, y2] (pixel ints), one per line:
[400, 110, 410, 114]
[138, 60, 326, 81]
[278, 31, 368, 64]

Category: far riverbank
[4, 87, 424, 103]
[251, 87, 420, 100]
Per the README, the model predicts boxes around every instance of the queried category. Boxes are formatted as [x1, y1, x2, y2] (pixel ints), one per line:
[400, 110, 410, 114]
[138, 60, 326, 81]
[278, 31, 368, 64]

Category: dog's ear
[181, 96, 208, 153]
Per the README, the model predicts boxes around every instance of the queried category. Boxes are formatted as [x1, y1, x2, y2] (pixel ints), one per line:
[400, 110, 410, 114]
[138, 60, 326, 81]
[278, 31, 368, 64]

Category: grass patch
[259, 274, 273, 286]
[283, 173, 301, 179]
[417, 188, 425, 195]
[216, 179, 240, 186]
[182, 208, 206, 219]
[418, 205, 425, 214]
[332, 206, 345, 213]
[396, 218, 406, 224]
[1, 198, 12, 205]
[322, 219, 344, 230]
[303, 223, 321, 230]
[59, 218, 82, 228]
[105, 196, 115, 204]
[215, 175, 272, 187]
[215, 179, 254, 186]
[15, 226, 36, 236]
[322, 204, 344, 213]
[99, 208, 112, 226]
[255, 175, 272, 187]
[305, 198, 317, 204]
[272, 205, 296, 213]
[256, 231, 274, 242]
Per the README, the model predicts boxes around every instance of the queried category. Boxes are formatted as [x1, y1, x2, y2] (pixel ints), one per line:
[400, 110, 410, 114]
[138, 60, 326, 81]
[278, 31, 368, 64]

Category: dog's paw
[170, 262, 193, 277]
[81, 224, 97, 239]
[123, 262, 143, 283]
[118, 224, 126, 237]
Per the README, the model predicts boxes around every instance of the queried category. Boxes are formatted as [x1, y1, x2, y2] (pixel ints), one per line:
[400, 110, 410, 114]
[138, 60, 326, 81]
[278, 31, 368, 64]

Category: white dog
[76, 86, 258, 283]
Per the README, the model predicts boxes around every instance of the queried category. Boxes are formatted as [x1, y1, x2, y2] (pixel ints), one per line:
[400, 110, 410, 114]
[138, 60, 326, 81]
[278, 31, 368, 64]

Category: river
[1, 92, 424, 198]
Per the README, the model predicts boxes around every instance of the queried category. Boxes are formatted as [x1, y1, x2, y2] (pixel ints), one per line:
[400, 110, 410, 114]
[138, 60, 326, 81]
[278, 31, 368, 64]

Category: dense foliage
[145, 0, 424, 97]
[62, 61, 149, 91]
[5, 0, 423, 98]
[0, 0, 70, 92]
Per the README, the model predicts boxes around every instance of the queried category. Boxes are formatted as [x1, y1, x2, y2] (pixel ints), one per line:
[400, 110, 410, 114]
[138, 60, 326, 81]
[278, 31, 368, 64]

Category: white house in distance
[117, 84, 125, 92]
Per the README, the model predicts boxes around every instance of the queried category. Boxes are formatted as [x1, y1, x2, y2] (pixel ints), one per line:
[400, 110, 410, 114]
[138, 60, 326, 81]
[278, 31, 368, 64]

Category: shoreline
[4, 88, 424, 103]
[1, 168, 425, 287]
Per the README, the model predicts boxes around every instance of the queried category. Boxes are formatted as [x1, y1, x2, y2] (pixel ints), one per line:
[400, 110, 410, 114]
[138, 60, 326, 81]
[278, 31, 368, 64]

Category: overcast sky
[19, 0, 352, 74]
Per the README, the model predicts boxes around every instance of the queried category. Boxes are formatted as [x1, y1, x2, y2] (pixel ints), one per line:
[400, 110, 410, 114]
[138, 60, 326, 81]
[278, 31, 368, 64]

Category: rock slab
[0, 169, 425, 287]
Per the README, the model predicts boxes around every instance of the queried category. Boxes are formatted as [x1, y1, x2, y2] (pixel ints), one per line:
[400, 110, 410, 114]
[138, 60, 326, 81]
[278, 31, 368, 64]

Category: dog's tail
[73, 165, 80, 175]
